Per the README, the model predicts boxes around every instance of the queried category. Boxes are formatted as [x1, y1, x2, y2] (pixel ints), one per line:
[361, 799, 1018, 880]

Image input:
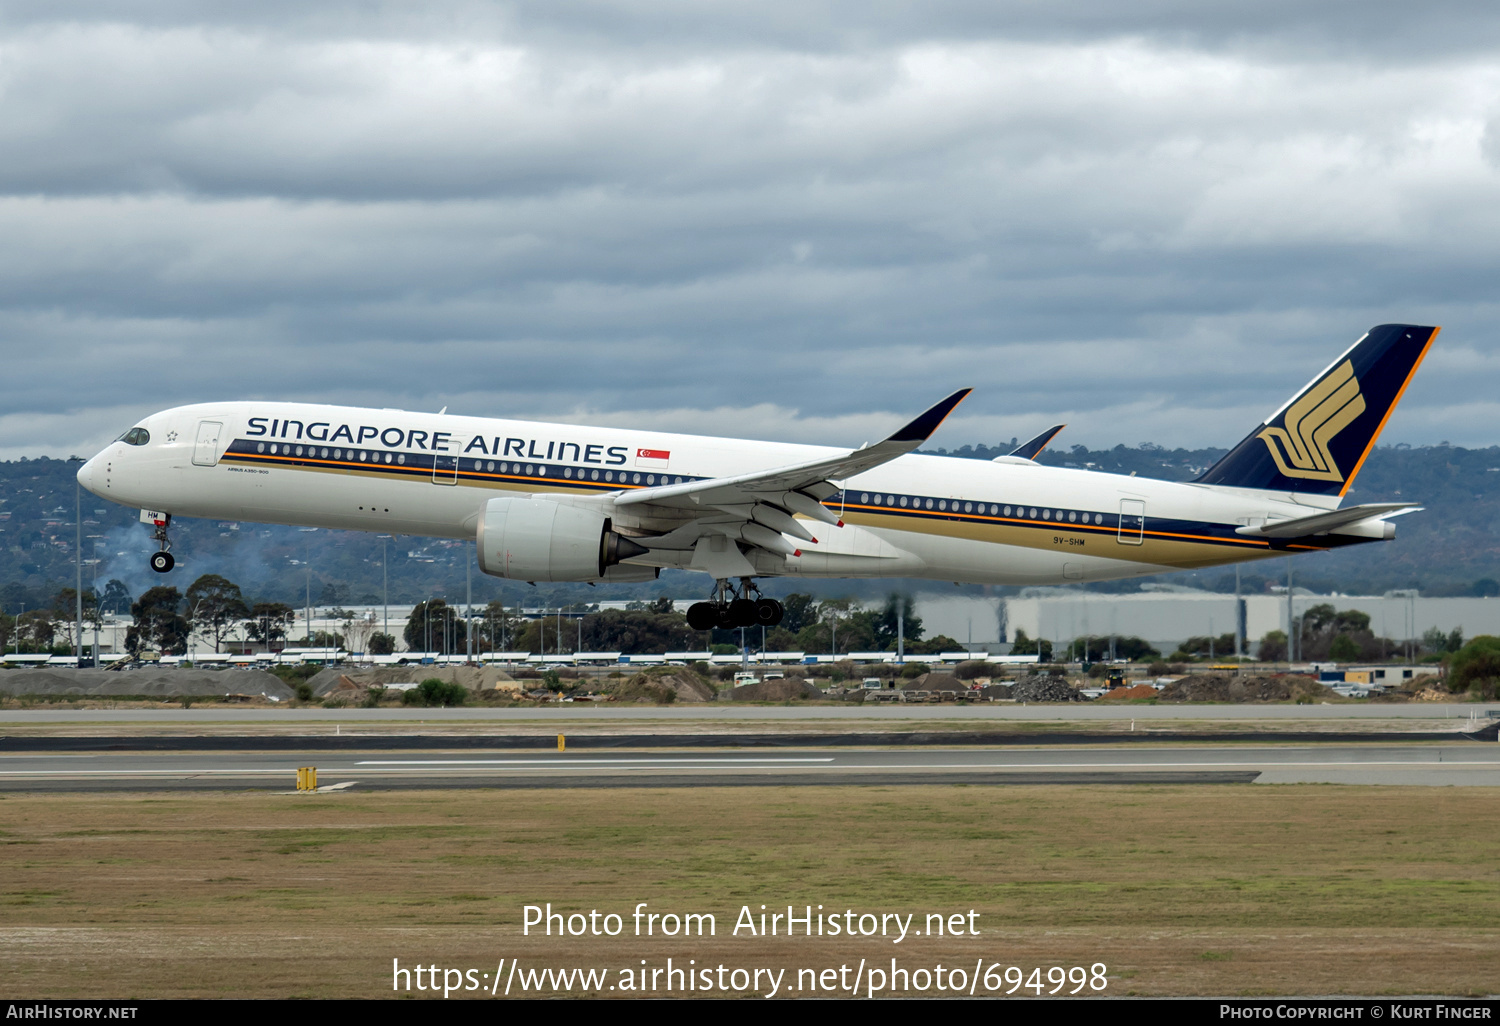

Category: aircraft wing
[1233, 502, 1422, 538]
[612, 389, 970, 562]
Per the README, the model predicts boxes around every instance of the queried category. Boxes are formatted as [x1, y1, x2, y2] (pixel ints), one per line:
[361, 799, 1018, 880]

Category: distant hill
[3, 444, 1497, 614]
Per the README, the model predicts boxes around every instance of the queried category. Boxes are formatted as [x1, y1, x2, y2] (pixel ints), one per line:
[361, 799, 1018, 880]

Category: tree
[575, 608, 696, 653]
[1447, 635, 1500, 696]
[0, 612, 13, 653]
[1257, 630, 1288, 661]
[1421, 626, 1464, 656]
[127, 587, 189, 656]
[796, 598, 878, 654]
[16, 610, 56, 652]
[344, 611, 377, 655]
[1290, 605, 1394, 662]
[184, 574, 249, 653]
[1066, 635, 1159, 661]
[1329, 634, 1360, 661]
[99, 579, 132, 615]
[50, 588, 99, 650]
[1170, 633, 1237, 661]
[480, 600, 528, 652]
[906, 633, 963, 655]
[872, 594, 923, 651]
[368, 632, 396, 656]
[246, 602, 297, 651]
[402, 678, 468, 707]
[404, 599, 467, 655]
[1009, 629, 1053, 662]
[778, 594, 819, 635]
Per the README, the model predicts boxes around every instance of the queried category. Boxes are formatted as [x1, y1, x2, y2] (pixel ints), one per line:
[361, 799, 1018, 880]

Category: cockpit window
[117, 427, 150, 446]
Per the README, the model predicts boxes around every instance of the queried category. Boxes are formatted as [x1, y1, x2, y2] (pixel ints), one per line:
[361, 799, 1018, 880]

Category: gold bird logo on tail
[1257, 359, 1366, 482]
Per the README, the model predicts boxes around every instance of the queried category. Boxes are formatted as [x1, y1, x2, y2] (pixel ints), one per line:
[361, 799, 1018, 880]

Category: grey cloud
[0, 8, 1497, 462]
[6, 2, 1500, 59]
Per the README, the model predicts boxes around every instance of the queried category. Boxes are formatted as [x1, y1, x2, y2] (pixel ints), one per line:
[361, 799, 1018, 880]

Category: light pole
[86, 534, 104, 665]
[298, 527, 317, 647]
[897, 597, 904, 664]
[1234, 564, 1243, 660]
[1286, 559, 1295, 662]
[379, 535, 391, 644]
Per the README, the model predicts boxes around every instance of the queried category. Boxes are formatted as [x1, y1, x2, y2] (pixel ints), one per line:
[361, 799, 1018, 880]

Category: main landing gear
[148, 514, 174, 574]
[686, 579, 783, 631]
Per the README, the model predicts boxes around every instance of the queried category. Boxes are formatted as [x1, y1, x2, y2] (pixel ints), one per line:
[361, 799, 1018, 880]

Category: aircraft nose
[77, 454, 103, 495]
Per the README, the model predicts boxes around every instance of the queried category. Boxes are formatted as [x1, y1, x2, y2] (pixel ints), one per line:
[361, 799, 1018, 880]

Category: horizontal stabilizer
[1234, 502, 1421, 538]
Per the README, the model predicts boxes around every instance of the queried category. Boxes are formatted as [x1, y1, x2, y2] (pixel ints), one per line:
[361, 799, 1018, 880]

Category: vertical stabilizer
[1195, 324, 1438, 497]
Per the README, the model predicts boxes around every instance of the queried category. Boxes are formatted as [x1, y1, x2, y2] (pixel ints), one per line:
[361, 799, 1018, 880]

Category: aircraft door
[1117, 498, 1145, 545]
[432, 452, 459, 485]
[192, 421, 223, 467]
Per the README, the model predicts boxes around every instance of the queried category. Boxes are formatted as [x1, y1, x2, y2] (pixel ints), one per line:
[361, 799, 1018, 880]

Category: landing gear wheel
[686, 602, 718, 631]
[729, 598, 758, 628]
[715, 604, 739, 630]
[754, 598, 783, 626]
[149, 551, 175, 574]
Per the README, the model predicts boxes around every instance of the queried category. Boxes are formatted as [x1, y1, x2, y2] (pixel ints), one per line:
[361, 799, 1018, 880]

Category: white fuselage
[78, 401, 1363, 586]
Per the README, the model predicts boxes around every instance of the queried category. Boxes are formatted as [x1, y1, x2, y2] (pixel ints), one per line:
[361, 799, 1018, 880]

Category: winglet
[1008, 424, 1066, 461]
[886, 388, 972, 444]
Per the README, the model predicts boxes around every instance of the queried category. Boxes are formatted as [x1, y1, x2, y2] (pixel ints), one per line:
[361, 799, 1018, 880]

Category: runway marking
[354, 757, 838, 766]
[3, 759, 1498, 778]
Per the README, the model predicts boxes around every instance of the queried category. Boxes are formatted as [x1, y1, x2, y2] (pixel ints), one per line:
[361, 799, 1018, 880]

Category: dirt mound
[308, 664, 516, 697]
[1009, 673, 1084, 702]
[664, 673, 715, 703]
[1098, 684, 1159, 700]
[901, 672, 967, 693]
[629, 668, 716, 703]
[1156, 673, 1337, 703]
[722, 679, 822, 702]
[607, 676, 678, 703]
[0, 667, 294, 699]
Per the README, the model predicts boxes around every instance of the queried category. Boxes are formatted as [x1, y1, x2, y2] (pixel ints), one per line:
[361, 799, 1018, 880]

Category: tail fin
[1195, 324, 1438, 498]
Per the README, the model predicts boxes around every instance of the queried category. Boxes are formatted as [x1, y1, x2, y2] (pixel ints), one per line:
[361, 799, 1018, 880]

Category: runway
[2, 743, 1497, 790]
[2, 704, 1494, 722]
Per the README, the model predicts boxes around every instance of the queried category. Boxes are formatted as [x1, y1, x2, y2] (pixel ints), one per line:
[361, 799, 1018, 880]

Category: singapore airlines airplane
[78, 325, 1436, 630]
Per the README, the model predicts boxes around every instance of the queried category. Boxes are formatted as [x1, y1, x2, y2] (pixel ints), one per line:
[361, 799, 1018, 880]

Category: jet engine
[476, 497, 650, 582]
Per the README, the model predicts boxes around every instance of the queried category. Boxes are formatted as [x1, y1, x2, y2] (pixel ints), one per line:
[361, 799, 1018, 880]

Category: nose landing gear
[147, 513, 174, 573]
[686, 579, 783, 631]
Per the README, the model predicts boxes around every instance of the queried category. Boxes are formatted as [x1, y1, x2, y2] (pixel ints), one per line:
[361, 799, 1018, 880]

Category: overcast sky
[4, 1, 1500, 462]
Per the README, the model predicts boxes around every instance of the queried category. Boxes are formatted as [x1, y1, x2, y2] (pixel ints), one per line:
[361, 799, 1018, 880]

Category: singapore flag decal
[635, 447, 670, 470]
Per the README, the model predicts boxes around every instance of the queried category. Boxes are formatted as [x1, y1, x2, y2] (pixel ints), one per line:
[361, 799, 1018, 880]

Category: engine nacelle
[476, 497, 649, 582]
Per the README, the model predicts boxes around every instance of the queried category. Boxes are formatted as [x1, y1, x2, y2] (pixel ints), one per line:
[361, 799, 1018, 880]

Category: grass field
[1, 784, 1496, 998]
